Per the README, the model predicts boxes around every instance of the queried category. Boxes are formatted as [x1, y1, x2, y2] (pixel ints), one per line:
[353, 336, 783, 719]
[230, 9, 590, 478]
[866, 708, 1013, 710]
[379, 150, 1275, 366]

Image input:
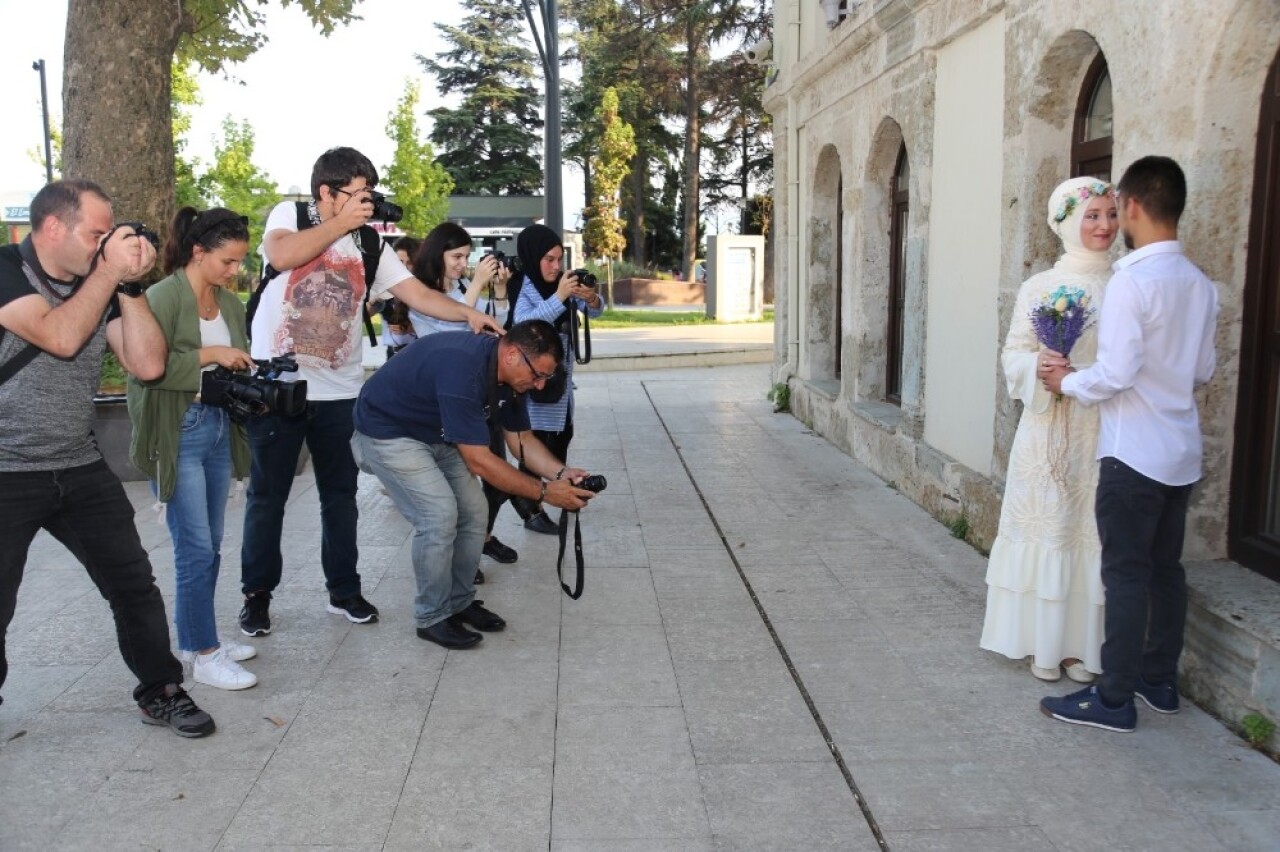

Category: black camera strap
[569, 301, 592, 365]
[555, 509, 586, 599]
[0, 239, 91, 388]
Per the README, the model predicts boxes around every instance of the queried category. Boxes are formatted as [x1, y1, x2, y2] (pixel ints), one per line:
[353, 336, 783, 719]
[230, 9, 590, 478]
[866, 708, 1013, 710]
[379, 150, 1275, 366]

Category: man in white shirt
[1040, 156, 1219, 732]
[239, 147, 502, 638]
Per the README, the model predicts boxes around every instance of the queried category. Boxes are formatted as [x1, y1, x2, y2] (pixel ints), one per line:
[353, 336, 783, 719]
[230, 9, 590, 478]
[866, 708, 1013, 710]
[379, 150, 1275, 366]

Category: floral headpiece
[1051, 180, 1111, 224]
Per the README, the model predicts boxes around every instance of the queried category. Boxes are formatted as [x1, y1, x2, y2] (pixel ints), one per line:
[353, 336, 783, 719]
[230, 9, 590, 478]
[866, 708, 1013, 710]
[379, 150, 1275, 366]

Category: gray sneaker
[139, 685, 216, 738]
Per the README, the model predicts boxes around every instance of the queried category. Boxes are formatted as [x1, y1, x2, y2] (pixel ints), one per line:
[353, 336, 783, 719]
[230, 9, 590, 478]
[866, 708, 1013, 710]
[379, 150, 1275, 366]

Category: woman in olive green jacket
[127, 207, 259, 691]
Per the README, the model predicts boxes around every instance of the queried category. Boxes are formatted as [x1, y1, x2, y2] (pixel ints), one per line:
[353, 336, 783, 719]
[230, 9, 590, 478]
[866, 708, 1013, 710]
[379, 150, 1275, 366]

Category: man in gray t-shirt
[0, 179, 215, 738]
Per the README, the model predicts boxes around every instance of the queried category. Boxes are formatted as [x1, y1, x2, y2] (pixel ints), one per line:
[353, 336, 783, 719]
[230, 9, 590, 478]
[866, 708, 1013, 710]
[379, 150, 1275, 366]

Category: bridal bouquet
[1030, 285, 1094, 358]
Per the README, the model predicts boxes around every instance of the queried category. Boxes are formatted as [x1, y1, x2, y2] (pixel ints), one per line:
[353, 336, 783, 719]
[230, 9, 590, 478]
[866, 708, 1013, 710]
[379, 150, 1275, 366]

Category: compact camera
[200, 354, 307, 424]
[570, 268, 598, 288]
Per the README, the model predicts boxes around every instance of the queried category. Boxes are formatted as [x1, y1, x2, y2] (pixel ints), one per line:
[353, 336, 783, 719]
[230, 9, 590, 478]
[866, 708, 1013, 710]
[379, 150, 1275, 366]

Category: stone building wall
[764, 0, 1280, 561]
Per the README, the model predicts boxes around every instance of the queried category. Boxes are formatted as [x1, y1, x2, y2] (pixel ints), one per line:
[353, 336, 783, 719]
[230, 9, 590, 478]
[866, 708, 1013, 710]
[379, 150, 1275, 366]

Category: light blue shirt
[514, 283, 603, 432]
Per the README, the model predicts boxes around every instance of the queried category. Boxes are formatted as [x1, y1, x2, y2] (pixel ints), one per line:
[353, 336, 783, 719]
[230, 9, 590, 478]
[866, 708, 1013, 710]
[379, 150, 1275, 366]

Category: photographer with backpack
[237, 147, 502, 639]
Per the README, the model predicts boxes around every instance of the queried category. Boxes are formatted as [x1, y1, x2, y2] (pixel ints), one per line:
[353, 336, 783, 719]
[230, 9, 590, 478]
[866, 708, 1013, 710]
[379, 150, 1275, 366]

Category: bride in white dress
[980, 177, 1118, 682]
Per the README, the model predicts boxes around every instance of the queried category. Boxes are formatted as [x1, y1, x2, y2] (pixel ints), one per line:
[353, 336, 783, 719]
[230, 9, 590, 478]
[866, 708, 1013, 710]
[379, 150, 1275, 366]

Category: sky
[0, 0, 585, 221]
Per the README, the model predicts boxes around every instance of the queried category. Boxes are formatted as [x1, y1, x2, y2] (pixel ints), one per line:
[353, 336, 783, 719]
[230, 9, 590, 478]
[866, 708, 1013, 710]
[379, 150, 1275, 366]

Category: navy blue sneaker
[1040, 685, 1136, 732]
[1135, 677, 1180, 714]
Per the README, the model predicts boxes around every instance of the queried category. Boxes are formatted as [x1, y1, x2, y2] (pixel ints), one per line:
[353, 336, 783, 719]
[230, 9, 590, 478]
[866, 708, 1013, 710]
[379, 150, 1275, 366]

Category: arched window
[887, 145, 909, 404]
[1072, 54, 1113, 180]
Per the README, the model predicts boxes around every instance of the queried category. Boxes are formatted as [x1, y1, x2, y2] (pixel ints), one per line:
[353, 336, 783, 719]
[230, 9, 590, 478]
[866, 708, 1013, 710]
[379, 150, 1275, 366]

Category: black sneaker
[482, 536, 518, 564]
[139, 684, 216, 738]
[239, 592, 272, 637]
[1135, 677, 1180, 714]
[327, 593, 379, 624]
[448, 600, 507, 632]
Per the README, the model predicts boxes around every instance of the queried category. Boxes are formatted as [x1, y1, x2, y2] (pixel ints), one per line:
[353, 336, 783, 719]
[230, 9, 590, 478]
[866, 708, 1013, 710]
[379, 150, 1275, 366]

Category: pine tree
[419, 0, 543, 195]
[383, 79, 455, 237]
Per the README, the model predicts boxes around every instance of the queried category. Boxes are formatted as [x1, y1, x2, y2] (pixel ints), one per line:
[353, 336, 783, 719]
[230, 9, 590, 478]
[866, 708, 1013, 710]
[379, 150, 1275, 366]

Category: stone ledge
[850, 399, 906, 433]
[1183, 559, 1280, 755]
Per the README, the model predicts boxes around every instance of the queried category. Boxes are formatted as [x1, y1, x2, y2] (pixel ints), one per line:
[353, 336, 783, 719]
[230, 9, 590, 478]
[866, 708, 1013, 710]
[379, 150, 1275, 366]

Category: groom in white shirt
[1039, 156, 1219, 732]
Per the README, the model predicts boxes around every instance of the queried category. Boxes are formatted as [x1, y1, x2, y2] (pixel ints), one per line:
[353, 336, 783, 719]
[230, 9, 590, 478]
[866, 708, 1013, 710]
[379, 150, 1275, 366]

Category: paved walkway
[3, 360, 1279, 850]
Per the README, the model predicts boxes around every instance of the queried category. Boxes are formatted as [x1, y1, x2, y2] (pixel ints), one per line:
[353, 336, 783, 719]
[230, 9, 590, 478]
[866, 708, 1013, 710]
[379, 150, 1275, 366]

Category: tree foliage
[582, 88, 636, 307]
[420, 0, 543, 195]
[62, 0, 364, 250]
[202, 117, 281, 278]
[382, 79, 455, 238]
[172, 60, 209, 210]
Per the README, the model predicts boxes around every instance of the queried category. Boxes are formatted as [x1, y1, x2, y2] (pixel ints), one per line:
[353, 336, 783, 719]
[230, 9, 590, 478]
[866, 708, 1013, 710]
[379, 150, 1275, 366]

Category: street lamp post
[521, 0, 563, 235]
[32, 59, 54, 185]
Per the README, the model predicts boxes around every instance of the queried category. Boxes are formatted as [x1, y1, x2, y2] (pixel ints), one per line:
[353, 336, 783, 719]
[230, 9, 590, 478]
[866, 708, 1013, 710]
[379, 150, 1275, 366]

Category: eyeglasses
[519, 349, 556, 382]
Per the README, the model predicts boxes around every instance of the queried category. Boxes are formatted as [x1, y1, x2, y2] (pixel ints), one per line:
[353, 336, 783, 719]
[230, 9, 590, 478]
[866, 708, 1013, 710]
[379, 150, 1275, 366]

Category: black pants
[483, 421, 511, 534]
[1095, 457, 1194, 706]
[0, 460, 182, 705]
[516, 420, 574, 513]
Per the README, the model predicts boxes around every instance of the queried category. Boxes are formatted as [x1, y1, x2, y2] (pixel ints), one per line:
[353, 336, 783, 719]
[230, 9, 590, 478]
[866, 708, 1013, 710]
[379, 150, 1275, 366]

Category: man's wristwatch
[115, 281, 146, 298]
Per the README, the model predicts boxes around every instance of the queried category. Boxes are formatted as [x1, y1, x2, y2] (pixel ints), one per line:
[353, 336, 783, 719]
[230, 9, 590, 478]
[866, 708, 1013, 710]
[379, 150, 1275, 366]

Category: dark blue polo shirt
[354, 333, 528, 446]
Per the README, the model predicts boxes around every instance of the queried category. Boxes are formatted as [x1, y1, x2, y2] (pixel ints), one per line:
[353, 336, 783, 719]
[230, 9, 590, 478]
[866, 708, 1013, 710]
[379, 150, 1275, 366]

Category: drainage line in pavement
[642, 383, 890, 851]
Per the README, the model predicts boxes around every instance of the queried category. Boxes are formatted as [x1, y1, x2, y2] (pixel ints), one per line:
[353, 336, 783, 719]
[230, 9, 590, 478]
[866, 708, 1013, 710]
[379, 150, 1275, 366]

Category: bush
[99, 351, 127, 396]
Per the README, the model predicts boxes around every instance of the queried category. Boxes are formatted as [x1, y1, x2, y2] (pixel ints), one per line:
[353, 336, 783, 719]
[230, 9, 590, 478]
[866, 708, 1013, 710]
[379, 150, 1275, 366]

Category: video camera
[200, 354, 307, 424]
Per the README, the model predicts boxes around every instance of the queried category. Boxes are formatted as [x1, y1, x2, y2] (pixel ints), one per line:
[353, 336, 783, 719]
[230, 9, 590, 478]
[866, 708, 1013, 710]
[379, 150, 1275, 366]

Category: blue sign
[4, 206, 30, 222]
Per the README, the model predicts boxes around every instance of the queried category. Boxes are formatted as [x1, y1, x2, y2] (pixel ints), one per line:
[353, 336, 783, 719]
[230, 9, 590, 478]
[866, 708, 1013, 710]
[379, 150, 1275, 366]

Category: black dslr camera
[367, 191, 403, 224]
[570, 268, 598, 288]
[200, 354, 307, 424]
[115, 221, 161, 248]
[485, 250, 518, 273]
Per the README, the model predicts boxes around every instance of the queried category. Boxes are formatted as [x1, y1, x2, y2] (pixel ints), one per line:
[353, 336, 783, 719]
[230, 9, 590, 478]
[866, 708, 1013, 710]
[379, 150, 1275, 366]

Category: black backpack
[245, 201, 381, 346]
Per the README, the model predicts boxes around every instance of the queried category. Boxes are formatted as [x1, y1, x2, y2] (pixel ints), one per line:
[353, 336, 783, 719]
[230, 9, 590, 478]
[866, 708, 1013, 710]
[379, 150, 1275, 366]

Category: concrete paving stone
[550, 765, 710, 842]
[654, 584, 764, 626]
[428, 656, 559, 710]
[558, 623, 681, 708]
[554, 840, 716, 852]
[1036, 805, 1228, 851]
[698, 762, 880, 851]
[5, 592, 126, 668]
[384, 765, 553, 851]
[416, 702, 556, 769]
[0, 663, 92, 742]
[851, 758, 1030, 833]
[555, 705, 697, 772]
[674, 659, 832, 765]
[50, 766, 259, 851]
[820, 698, 982, 763]
[752, 585, 864, 624]
[559, 567, 661, 626]
[1196, 809, 1280, 851]
[882, 826, 1061, 851]
[645, 546, 740, 575]
[663, 612, 781, 663]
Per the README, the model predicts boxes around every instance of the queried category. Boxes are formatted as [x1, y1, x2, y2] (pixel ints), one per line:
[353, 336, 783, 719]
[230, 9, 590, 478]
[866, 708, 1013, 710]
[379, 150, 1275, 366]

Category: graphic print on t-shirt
[275, 248, 366, 370]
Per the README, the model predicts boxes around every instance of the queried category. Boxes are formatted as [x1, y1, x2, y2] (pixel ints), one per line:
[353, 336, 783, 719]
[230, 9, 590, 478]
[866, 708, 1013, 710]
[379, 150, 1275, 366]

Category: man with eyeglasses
[239, 147, 503, 639]
[351, 319, 597, 649]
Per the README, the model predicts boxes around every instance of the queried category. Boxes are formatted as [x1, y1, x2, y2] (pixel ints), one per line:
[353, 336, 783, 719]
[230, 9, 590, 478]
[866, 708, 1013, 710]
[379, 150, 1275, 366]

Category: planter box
[91, 395, 310, 483]
[610, 278, 705, 306]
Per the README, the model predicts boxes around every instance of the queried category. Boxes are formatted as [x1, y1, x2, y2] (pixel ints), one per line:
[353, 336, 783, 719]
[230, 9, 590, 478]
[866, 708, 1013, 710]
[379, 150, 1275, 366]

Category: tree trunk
[63, 0, 181, 245]
[628, 154, 647, 269]
[680, 23, 700, 283]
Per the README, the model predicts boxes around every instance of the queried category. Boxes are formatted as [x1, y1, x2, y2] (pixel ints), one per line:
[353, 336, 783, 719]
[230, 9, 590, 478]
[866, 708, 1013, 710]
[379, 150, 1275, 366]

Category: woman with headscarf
[510, 224, 603, 533]
[980, 177, 1118, 683]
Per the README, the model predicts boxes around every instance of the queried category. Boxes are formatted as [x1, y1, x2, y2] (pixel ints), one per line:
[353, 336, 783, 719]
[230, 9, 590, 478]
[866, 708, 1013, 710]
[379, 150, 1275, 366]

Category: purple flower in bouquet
[1030, 285, 1094, 356]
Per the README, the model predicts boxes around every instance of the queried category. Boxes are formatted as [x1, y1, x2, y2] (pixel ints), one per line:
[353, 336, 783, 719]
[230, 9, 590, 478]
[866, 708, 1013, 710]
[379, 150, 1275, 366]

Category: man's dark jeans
[1095, 457, 1194, 706]
[0, 460, 182, 705]
[241, 398, 361, 599]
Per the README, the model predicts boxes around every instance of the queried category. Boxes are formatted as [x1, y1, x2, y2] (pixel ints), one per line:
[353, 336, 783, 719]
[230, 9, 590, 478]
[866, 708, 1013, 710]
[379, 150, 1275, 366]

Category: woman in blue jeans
[127, 207, 258, 691]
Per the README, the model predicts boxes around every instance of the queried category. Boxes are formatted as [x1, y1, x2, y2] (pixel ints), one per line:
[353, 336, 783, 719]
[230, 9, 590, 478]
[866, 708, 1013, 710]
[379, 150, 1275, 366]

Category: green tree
[382, 79, 455, 237]
[172, 60, 210, 210]
[62, 0, 362, 248]
[202, 117, 281, 283]
[419, 0, 543, 195]
[582, 88, 636, 308]
[27, 126, 63, 180]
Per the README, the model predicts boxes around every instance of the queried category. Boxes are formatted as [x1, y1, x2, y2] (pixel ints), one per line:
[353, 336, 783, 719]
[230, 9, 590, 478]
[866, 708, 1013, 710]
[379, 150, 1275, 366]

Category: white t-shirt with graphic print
[251, 201, 411, 400]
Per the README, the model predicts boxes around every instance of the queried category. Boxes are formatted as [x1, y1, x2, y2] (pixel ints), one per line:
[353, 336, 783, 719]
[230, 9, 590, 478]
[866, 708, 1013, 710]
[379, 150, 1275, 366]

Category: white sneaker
[179, 641, 257, 664]
[1064, 662, 1096, 683]
[193, 648, 258, 690]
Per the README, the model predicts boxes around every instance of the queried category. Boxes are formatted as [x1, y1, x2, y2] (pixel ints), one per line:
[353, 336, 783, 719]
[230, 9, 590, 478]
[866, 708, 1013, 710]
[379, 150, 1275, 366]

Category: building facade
[765, 0, 1280, 738]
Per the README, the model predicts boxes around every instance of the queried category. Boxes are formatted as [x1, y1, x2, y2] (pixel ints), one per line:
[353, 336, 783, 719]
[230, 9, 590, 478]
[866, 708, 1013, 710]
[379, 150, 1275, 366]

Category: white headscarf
[1047, 177, 1114, 275]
